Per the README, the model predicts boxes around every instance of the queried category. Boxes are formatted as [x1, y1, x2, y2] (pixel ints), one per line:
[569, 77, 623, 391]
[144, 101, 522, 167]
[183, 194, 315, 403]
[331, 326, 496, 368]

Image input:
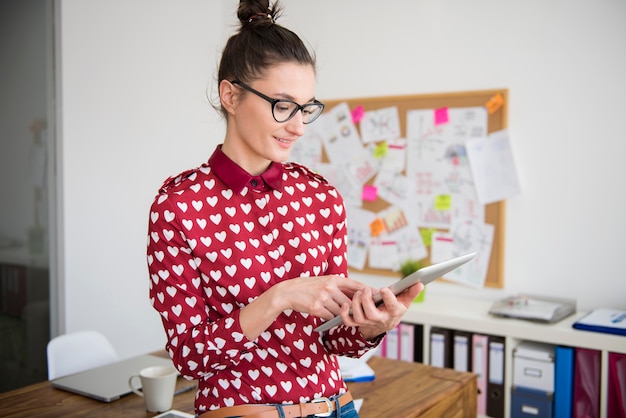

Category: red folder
[573, 347, 601, 418]
[608, 352, 626, 418]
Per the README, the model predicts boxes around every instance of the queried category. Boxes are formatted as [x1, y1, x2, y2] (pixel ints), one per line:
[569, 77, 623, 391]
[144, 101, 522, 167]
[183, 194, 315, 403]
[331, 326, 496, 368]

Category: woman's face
[222, 62, 317, 175]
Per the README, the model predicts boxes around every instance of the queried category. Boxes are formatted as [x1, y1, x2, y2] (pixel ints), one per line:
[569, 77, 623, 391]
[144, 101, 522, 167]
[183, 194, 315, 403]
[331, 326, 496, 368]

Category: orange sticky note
[434, 107, 449, 125]
[369, 218, 386, 237]
[362, 185, 378, 202]
[351, 105, 365, 123]
[485, 93, 504, 115]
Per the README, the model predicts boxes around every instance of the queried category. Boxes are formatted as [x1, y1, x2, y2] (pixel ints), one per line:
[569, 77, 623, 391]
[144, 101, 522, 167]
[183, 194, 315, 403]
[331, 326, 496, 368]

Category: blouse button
[251, 179, 258, 187]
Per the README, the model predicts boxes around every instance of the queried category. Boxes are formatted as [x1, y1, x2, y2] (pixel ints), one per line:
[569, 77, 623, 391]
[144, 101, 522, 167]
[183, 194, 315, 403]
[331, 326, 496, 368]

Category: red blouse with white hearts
[147, 146, 378, 413]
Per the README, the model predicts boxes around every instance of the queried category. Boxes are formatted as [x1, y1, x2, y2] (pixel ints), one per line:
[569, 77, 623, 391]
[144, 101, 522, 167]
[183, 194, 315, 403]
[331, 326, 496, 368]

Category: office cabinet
[395, 293, 626, 418]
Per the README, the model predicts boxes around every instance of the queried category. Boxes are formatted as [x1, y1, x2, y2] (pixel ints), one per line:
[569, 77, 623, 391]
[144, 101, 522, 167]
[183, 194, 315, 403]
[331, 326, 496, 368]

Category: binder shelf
[398, 293, 626, 418]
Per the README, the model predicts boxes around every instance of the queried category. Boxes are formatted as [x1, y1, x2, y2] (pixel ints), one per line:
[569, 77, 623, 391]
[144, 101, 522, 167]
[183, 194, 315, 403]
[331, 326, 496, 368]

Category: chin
[270, 143, 294, 162]
[272, 152, 292, 163]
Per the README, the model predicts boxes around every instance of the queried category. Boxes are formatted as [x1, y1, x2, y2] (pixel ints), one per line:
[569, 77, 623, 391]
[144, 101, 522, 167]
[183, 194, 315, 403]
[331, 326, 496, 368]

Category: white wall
[58, 0, 626, 358]
[58, 0, 227, 357]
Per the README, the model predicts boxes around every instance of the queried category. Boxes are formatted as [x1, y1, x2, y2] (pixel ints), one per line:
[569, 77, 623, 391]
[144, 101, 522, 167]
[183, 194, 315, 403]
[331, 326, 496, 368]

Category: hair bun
[247, 12, 274, 24]
[238, 0, 281, 28]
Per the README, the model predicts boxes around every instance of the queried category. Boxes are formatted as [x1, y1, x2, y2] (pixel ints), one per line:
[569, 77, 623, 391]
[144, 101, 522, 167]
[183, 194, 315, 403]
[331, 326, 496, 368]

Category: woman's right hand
[239, 274, 371, 341]
[272, 275, 370, 320]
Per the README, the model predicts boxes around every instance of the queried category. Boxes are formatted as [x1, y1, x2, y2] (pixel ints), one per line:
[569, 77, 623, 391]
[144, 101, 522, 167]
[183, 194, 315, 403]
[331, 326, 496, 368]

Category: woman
[146, 1, 422, 416]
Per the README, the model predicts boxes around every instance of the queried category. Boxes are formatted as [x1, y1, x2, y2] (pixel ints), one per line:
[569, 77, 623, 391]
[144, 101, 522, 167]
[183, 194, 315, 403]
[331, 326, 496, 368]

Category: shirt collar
[208, 145, 284, 194]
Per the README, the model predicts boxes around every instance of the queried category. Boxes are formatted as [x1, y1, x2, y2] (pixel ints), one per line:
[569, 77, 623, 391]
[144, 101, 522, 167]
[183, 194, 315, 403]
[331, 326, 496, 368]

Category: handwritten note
[360, 106, 401, 143]
[466, 129, 521, 205]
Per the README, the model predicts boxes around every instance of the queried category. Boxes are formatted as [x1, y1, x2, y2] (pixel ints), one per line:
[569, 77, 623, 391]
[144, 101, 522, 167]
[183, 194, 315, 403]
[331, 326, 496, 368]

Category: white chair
[46, 330, 119, 379]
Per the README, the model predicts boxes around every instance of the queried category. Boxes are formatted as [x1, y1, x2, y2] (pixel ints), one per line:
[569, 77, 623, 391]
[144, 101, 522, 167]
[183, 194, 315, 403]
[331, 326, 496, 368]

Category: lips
[276, 137, 296, 145]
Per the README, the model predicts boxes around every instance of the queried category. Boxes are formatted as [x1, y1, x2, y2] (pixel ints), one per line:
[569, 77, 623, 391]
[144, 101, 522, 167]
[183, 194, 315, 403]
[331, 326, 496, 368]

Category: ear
[219, 79, 239, 116]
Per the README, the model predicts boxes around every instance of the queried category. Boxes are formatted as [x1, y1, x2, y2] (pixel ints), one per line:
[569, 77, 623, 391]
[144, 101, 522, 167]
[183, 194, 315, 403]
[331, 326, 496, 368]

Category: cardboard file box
[511, 386, 554, 418]
[513, 341, 555, 392]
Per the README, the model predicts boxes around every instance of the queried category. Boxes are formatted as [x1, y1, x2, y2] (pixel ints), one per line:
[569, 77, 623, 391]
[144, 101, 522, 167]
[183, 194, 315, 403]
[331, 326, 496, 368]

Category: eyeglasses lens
[272, 102, 324, 124]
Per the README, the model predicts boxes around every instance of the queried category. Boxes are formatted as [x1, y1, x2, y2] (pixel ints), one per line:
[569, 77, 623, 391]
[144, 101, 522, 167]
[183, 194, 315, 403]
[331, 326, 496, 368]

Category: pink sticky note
[434, 107, 449, 125]
[362, 185, 378, 202]
[351, 105, 365, 123]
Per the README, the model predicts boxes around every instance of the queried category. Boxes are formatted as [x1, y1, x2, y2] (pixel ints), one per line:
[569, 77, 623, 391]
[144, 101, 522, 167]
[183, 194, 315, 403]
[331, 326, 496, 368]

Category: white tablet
[314, 252, 476, 332]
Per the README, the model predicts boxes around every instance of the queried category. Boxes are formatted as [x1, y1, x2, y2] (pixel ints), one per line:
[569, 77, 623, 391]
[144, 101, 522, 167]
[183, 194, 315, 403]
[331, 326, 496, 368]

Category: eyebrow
[276, 92, 317, 104]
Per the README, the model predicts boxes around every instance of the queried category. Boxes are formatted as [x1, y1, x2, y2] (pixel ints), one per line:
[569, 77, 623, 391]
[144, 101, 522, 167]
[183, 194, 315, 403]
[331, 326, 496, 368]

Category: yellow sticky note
[434, 194, 451, 211]
[374, 141, 388, 159]
[420, 228, 435, 247]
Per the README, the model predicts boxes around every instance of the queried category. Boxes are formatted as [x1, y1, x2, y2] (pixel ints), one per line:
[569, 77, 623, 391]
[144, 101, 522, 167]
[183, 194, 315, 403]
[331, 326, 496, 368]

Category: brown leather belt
[198, 392, 353, 418]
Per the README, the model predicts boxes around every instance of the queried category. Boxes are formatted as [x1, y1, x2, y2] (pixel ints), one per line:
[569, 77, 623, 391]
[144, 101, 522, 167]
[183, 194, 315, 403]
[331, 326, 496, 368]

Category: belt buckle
[312, 397, 333, 417]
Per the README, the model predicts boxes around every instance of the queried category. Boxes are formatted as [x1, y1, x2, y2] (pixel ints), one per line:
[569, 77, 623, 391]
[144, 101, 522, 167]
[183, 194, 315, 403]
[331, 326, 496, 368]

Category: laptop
[51, 353, 176, 402]
[315, 252, 476, 332]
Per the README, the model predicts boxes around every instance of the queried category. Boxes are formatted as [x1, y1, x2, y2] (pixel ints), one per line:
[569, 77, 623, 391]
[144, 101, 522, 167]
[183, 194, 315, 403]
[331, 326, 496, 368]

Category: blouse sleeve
[147, 194, 257, 380]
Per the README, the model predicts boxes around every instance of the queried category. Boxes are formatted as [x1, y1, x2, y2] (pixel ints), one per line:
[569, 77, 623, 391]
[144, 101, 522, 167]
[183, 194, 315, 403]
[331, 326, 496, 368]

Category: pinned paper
[485, 93, 504, 115]
[368, 240, 399, 269]
[360, 106, 401, 143]
[382, 208, 408, 233]
[369, 218, 386, 237]
[434, 107, 449, 125]
[351, 105, 365, 123]
[373, 141, 388, 159]
[434, 194, 451, 211]
[466, 129, 521, 204]
[362, 185, 378, 202]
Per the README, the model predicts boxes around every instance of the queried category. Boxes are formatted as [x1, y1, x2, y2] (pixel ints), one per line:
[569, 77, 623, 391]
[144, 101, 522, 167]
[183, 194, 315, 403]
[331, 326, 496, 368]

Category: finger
[378, 287, 405, 316]
[328, 287, 353, 309]
[358, 288, 384, 321]
[335, 278, 368, 297]
[348, 291, 365, 323]
[395, 282, 424, 306]
[318, 305, 340, 321]
[340, 302, 357, 327]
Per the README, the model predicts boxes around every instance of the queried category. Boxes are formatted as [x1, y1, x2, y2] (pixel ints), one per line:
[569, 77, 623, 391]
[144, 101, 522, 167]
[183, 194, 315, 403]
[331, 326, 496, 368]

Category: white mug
[128, 365, 178, 412]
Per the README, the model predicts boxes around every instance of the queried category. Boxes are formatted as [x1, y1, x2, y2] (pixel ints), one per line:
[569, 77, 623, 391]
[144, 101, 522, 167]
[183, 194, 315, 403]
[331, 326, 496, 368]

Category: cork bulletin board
[321, 89, 508, 288]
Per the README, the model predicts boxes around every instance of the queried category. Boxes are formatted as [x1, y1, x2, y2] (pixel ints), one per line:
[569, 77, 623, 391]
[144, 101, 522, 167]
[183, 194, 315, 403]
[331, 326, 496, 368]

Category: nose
[285, 109, 305, 136]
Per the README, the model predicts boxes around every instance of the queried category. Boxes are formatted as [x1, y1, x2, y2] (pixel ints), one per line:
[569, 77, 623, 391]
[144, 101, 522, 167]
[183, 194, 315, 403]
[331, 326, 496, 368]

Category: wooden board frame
[322, 89, 508, 288]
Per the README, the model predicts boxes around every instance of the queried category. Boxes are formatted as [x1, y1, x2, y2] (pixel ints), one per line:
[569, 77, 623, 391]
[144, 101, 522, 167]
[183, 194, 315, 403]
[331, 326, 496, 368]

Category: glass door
[0, 0, 55, 392]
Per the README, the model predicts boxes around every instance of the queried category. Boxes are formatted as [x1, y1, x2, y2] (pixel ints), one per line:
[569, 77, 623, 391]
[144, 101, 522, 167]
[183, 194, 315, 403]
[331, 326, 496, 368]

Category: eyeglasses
[230, 80, 325, 124]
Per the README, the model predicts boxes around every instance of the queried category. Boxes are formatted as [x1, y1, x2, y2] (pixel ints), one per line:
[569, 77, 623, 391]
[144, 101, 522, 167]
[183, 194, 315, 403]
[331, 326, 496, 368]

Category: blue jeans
[196, 396, 360, 418]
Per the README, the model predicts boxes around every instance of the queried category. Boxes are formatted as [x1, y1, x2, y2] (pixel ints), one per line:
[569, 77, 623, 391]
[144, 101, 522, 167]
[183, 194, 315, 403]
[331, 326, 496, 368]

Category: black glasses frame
[230, 80, 325, 124]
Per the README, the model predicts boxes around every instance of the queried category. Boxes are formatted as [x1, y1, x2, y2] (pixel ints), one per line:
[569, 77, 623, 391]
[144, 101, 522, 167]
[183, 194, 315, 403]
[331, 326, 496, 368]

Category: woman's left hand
[340, 283, 424, 340]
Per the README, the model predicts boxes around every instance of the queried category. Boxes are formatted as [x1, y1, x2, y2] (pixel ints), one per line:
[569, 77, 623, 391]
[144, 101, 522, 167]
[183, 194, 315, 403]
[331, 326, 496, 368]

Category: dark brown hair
[216, 0, 317, 116]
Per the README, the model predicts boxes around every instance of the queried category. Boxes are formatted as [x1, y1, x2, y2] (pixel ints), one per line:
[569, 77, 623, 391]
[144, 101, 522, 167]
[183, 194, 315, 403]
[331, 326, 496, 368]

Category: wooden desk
[350, 356, 477, 417]
[0, 356, 476, 418]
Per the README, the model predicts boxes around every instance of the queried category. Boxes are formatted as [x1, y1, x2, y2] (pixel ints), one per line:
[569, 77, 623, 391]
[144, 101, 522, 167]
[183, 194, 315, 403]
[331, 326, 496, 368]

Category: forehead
[254, 62, 317, 101]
